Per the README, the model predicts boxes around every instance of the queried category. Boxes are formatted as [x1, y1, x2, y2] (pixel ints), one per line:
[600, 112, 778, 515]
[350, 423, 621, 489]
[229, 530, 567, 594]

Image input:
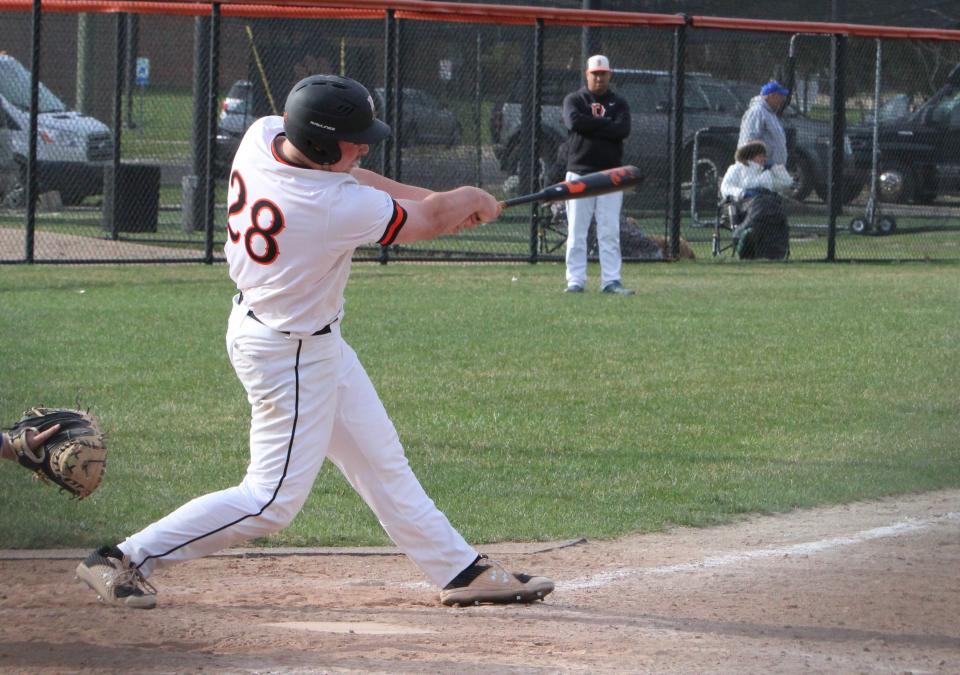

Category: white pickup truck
[0, 53, 113, 206]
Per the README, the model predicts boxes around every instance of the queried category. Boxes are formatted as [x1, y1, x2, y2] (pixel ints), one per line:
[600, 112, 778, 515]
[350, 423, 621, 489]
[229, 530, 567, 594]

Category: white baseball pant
[564, 170, 624, 289]
[119, 298, 478, 587]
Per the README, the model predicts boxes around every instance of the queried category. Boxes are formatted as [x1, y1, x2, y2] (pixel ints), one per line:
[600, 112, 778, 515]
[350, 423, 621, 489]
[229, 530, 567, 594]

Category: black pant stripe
[135, 339, 303, 570]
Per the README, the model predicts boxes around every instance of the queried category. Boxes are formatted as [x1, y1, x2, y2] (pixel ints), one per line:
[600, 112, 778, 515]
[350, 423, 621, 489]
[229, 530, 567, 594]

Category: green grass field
[2, 262, 958, 549]
[121, 88, 195, 162]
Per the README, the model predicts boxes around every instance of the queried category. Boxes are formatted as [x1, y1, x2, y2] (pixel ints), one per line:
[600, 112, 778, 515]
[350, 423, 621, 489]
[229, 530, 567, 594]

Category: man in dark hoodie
[561, 54, 633, 296]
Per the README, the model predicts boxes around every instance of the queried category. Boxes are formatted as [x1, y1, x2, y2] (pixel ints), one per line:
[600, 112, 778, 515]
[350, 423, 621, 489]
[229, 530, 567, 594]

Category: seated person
[719, 141, 793, 260]
[720, 140, 793, 204]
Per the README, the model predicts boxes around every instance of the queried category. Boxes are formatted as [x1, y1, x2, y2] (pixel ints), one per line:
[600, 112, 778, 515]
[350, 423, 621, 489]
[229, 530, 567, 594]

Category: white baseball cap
[586, 55, 611, 72]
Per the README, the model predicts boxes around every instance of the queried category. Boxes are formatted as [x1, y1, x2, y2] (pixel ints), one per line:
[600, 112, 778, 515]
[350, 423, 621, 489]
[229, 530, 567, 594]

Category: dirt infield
[0, 226, 203, 261]
[1, 489, 958, 674]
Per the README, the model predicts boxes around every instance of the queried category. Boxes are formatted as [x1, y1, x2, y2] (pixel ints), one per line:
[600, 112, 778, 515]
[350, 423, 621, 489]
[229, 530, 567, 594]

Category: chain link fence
[1, 2, 958, 264]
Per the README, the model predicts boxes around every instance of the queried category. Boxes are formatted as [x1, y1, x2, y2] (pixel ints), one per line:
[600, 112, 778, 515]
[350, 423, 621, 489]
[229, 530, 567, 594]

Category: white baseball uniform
[564, 171, 624, 288]
[118, 116, 478, 587]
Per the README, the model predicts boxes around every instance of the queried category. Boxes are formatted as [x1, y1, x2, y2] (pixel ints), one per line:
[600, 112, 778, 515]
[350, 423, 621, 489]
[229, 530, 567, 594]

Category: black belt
[246, 310, 332, 336]
[238, 293, 333, 336]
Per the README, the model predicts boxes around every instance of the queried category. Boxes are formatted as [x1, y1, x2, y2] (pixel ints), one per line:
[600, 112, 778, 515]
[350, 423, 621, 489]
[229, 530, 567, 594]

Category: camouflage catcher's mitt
[3, 407, 106, 498]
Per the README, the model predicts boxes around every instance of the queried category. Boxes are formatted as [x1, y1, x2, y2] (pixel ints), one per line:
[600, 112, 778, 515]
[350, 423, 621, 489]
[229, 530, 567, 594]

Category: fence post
[528, 19, 543, 263]
[106, 12, 126, 241]
[24, 0, 41, 262]
[381, 10, 395, 181]
[379, 9, 395, 265]
[474, 29, 482, 188]
[826, 33, 847, 262]
[393, 18, 404, 184]
[667, 17, 688, 261]
[125, 14, 139, 128]
[184, 16, 211, 234]
[204, 3, 220, 264]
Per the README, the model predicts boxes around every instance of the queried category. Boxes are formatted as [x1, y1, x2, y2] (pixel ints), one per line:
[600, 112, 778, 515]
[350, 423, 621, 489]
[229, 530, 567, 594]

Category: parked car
[215, 81, 461, 176]
[214, 80, 254, 176]
[491, 68, 866, 205]
[0, 53, 113, 206]
[848, 63, 960, 203]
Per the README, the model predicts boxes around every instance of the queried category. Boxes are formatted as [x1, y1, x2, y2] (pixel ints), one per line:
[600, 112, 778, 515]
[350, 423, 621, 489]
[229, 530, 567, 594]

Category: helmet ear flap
[285, 125, 342, 165]
[305, 138, 342, 165]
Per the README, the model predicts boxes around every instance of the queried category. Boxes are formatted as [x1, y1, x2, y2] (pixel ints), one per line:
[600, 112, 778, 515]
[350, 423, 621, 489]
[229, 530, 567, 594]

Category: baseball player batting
[75, 74, 554, 609]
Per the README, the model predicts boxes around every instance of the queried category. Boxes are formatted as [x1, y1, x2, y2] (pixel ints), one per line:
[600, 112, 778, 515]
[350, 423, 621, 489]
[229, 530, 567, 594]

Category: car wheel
[848, 218, 870, 235]
[877, 162, 914, 203]
[786, 154, 814, 202]
[1, 162, 26, 209]
[875, 215, 897, 236]
[59, 188, 87, 206]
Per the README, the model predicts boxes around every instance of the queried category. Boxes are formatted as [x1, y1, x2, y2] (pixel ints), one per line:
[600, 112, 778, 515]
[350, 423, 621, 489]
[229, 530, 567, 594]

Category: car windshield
[0, 58, 67, 113]
[928, 86, 960, 126]
[697, 81, 742, 112]
[616, 79, 668, 113]
[227, 81, 250, 98]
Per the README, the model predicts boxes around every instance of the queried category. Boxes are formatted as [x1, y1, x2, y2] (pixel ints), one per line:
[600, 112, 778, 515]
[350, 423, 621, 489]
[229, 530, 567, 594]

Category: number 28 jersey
[225, 116, 406, 334]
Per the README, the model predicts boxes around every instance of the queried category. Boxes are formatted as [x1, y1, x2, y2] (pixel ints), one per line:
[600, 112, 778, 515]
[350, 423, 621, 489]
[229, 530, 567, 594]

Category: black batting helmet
[283, 74, 391, 166]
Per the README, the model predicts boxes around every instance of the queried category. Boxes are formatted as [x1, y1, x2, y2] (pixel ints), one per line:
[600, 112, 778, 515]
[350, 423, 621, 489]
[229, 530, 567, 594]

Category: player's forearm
[394, 187, 492, 243]
[351, 168, 434, 201]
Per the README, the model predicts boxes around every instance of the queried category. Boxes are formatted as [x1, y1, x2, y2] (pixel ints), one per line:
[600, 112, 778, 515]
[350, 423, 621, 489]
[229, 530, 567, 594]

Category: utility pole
[581, 0, 602, 67]
[831, 0, 847, 22]
[76, 13, 100, 114]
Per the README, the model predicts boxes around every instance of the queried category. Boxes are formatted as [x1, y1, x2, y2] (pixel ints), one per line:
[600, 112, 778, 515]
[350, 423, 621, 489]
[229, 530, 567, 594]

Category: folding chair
[711, 196, 743, 257]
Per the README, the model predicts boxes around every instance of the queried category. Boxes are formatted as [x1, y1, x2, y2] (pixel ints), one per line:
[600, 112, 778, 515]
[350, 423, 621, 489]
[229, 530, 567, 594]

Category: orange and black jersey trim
[379, 201, 407, 246]
[272, 134, 311, 169]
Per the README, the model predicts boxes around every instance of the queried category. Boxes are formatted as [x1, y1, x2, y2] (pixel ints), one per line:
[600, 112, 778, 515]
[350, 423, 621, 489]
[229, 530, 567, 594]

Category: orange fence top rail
[1, 0, 960, 40]
[223, 0, 687, 27]
[0, 0, 381, 17]
[690, 15, 960, 41]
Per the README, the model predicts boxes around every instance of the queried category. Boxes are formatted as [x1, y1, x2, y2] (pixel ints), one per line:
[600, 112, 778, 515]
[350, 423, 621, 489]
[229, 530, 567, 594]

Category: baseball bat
[499, 165, 643, 208]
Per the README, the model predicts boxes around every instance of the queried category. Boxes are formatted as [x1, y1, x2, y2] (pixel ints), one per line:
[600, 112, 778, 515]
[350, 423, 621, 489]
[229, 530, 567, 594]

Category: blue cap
[761, 81, 790, 97]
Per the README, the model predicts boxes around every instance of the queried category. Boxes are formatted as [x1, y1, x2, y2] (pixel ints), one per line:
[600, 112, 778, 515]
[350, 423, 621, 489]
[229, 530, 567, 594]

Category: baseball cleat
[439, 554, 554, 607]
[601, 280, 635, 296]
[76, 545, 157, 609]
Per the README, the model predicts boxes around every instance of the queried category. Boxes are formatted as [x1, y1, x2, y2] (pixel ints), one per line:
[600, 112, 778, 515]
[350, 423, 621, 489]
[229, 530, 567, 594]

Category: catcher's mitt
[4, 407, 106, 499]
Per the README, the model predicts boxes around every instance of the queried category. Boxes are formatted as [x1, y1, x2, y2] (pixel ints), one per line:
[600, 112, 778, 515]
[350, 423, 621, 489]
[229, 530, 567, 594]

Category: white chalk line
[558, 511, 960, 592]
[395, 512, 960, 593]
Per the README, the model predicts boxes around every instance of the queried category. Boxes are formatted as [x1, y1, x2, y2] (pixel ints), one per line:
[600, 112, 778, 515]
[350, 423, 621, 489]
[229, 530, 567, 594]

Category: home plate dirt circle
[264, 621, 435, 635]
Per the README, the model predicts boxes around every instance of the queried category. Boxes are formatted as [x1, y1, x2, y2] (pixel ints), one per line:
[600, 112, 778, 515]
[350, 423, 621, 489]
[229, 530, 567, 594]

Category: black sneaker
[75, 545, 157, 609]
[565, 284, 585, 293]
